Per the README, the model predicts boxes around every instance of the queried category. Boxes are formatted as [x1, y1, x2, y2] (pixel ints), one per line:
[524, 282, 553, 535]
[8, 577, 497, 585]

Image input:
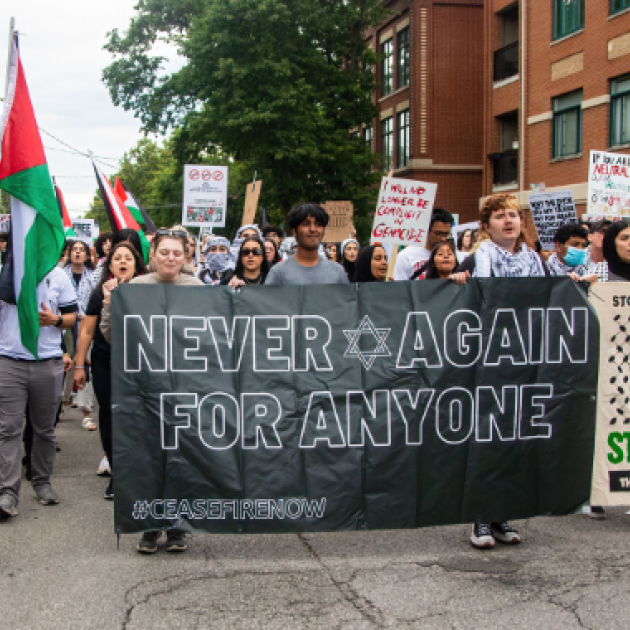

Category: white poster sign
[588, 151, 630, 218]
[528, 190, 578, 251]
[371, 177, 437, 248]
[0, 214, 10, 233]
[590, 283, 630, 507]
[182, 165, 228, 228]
[71, 219, 95, 245]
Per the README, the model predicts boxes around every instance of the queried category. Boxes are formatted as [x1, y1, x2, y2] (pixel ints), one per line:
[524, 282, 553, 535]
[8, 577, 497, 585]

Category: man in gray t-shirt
[265, 203, 349, 286]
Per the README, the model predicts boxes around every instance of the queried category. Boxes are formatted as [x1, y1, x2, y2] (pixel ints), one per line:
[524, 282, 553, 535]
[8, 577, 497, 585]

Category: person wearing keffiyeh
[451, 193, 542, 551]
[546, 224, 597, 284]
[198, 236, 235, 285]
[231, 224, 262, 260]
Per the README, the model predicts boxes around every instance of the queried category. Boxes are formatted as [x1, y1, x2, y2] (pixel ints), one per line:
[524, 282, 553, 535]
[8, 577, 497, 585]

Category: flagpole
[5, 18, 15, 99]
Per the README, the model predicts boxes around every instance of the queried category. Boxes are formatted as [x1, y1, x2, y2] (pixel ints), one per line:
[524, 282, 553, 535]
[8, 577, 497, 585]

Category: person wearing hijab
[231, 224, 262, 260]
[198, 236, 235, 285]
[603, 220, 630, 282]
[354, 245, 388, 282]
[279, 236, 297, 260]
[340, 238, 359, 281]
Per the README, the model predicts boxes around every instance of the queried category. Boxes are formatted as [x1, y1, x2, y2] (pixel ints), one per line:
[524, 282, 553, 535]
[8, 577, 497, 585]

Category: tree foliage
[102, 0, 388, 241]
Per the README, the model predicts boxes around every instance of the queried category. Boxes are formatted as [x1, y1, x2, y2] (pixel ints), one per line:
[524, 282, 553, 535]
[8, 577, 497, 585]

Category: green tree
[102, 0, 386, 242]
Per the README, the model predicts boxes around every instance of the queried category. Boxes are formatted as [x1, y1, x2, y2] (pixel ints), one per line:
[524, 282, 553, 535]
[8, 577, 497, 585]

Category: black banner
[111, 279, 599, 533]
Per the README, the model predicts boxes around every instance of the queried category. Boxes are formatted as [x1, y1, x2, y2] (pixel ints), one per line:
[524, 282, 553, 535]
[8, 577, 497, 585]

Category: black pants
[91, 351, 112, 470]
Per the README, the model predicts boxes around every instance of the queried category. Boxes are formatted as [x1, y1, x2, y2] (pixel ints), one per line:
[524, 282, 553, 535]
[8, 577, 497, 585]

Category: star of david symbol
[343, 315, 391, 370]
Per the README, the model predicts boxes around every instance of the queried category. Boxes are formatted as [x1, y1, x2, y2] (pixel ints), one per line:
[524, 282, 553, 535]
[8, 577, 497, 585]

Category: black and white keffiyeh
[473, 241, 545, 278]
[546, 253, 589, 277]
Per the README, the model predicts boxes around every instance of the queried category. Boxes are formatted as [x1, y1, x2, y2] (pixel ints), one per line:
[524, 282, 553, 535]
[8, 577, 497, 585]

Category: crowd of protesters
[1, 193, 630, 554]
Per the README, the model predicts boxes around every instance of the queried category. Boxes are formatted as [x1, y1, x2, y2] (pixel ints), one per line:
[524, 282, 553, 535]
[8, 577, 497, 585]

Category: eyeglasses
[242, 248, 263, 257]
[156, 229, 188, 239]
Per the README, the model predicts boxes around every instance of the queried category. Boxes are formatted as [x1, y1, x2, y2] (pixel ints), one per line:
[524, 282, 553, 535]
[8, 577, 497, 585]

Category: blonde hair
[471, 193, 532, 253]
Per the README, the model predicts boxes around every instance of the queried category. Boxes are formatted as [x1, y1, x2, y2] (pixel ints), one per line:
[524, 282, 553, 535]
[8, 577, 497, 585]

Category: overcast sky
[3, 0, 173, 218]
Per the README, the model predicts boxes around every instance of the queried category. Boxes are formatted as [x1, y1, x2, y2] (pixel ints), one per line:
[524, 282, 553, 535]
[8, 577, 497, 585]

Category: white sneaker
[471, 522, 495, 549]
[97, 456, 111, 477]
[82, 417, 97, 431]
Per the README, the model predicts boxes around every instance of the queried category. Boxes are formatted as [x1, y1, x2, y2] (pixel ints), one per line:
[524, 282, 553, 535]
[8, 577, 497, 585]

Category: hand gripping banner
[111, 279, 599, 534]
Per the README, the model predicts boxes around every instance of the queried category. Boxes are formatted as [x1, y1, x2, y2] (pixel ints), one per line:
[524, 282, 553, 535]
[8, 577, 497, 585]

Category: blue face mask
[563, 246, 586, 267]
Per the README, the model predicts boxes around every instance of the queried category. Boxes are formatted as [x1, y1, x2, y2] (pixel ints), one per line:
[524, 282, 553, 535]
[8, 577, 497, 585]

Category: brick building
[485, 0, 630, 224]
[366, 0, 485, 224]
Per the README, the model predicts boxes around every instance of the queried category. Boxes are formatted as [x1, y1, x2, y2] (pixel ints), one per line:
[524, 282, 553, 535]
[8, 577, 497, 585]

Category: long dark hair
[604, 220, 630, 281]
[424, 241, 457, 279]
[95, 241, 147, 297]
[234, 236, 270, 281]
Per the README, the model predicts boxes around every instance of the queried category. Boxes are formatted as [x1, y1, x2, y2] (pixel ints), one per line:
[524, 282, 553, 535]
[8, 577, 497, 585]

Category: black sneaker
[491, 521, 521, 544]
[0, 494, 18, 519]
[137, 531, 161, 554]
[165, 530, 188, 552]
[588, 506, 606, 520]
[103, 479, 114, 501]
[470, 521, 495, 549]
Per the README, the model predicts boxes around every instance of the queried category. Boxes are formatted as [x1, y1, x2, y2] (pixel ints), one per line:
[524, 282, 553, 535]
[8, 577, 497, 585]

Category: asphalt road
[1, 406, 629, 629]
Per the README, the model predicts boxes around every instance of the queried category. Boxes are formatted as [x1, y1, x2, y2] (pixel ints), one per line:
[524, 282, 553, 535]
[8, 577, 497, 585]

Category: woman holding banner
[451, 193, 548, 549]
[225, 236, 271, 287]
[603, 220, 630, 283]
[100, 228, 202, 554]
[74, 242, 147, 500]
[411, 242, 458, 280]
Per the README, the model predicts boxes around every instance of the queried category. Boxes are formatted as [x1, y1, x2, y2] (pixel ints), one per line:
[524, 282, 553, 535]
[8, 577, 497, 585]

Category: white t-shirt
[0, 267, 77, 360]
[393, 247, 431, 281]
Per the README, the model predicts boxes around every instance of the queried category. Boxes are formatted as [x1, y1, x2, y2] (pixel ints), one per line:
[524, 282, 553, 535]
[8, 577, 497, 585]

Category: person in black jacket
[223, 236, 270, 288]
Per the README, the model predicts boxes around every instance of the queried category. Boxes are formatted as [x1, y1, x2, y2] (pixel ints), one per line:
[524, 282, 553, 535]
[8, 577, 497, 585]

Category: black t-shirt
[73, 272, 83, 288]
[86, 289, 110, 361]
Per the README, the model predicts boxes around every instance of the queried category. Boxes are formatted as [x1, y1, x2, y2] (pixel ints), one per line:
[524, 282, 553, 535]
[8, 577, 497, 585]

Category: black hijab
[355, 245, 385, 283]
[603, 220, 630, 281]
[341, 239, 358, 282]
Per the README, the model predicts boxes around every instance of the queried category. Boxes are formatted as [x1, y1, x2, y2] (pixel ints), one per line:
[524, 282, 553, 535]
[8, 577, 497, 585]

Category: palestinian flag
[91, 157, 151, 262]
[0, 34, 65, 358]
[115, 177, 156, 233]
[53, 178, 76, 238]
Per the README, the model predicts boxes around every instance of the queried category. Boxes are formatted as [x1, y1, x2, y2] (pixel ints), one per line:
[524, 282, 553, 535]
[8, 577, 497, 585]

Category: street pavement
[1, 406, 630, 629]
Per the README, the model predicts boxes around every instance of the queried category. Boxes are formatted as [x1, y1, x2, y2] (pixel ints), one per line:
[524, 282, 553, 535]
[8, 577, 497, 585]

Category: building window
[381, 117, 393, 171]
[611, 75, 630, 146]
[364, 126, 373, 149]
[397, 27, 409, 89]
[397, 110, 409, 168]
[553, 0, 584, 40]
[611, 0, 630, 15]
[381, 39, 393, 96]
[552, 90, 582, 158]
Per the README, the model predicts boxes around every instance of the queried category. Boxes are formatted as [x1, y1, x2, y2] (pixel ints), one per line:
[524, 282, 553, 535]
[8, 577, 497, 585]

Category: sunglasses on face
[156, 228, 188, 239]
[242, 248, 263, 257]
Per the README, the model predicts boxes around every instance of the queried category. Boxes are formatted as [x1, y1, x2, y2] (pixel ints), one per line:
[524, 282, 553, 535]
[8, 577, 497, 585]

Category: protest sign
[590, 283, 630, 506]
[452, 221, 479, 241]
[71, 219, 95, 245]
[371, 177, 437, 248]
[587, 151, 630, 218]
[322, 201, 354, 242]
[182, 165, 228, 228]
[528, 190, 578, 251]
[0, 214, 9, 233]
[112, 279, 598, 534]
[242, 180, 262, 227]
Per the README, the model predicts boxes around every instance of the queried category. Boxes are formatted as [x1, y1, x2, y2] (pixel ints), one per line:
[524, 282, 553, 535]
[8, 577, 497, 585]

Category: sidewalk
[1, 406, 629, 629]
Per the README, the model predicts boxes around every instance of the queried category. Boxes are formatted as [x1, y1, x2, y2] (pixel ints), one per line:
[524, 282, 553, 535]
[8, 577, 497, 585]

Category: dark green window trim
[611, 0, 630, 16]
[381, 39, 393, 97]
[552, 0, 584, 41]
[381, 117, 393, 171]
[552, 91, 583, 158]
[611, 75, 630, 146]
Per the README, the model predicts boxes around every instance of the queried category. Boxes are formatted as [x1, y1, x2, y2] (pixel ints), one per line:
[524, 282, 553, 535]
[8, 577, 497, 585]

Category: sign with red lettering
[588, 151, 630, 218]
[182, 164, 228, 228]
[370, 177, 437, 247]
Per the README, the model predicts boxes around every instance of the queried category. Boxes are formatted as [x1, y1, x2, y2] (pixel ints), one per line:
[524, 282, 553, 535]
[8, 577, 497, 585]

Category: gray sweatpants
[0, 356, 64, 502]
